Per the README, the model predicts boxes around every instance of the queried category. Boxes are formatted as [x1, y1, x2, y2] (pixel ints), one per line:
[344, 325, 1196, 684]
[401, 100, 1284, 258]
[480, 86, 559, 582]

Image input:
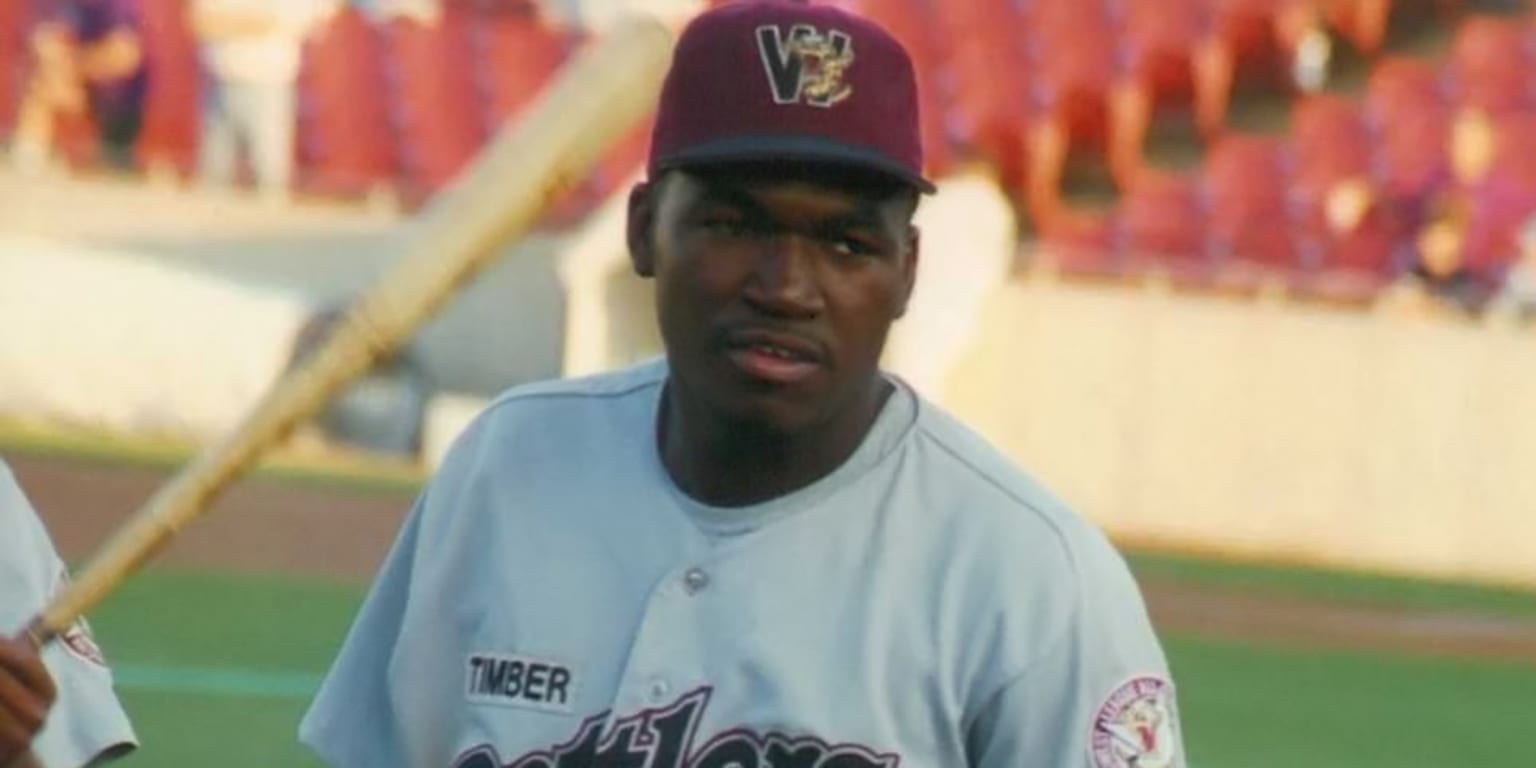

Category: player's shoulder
[906, 398, 1126, 576]
[435, 360, 665, 467]
[901, 399, 1152, 679]
[479, 359, 665, 422]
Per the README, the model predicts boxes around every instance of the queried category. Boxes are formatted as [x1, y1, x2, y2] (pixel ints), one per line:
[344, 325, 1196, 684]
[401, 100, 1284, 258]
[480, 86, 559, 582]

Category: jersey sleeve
[965, 532, 1186, 768]
[0, 461, 138, 768]
[299, 493, 426, 768]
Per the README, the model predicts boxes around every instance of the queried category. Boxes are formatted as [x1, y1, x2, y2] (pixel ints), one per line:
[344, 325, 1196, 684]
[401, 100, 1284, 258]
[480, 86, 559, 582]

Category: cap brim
[654, 134, 937, 194]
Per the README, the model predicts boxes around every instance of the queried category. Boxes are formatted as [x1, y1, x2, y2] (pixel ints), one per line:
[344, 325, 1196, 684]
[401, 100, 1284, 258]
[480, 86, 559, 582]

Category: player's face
[629, 164, 919, 434]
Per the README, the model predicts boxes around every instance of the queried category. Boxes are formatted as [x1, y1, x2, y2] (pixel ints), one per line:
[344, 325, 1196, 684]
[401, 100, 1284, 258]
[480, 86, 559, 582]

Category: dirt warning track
[9, 453, 1536, 665]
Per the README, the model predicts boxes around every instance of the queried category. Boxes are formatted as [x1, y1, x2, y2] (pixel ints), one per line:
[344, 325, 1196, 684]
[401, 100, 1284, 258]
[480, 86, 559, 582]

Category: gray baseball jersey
[301, 361, 1184, 768]
[0, 460, 137, 768]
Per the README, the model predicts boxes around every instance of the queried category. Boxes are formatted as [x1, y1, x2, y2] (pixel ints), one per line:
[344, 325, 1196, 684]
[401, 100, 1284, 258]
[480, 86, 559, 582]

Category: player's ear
[894, 224, 919, 319]
[627, 181, 659, 278]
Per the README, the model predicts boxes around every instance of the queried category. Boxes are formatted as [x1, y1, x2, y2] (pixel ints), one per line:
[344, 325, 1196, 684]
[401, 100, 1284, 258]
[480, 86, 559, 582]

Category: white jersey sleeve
[299, 493, 426, 768]
[966, 529, 1184, 768]
[0, 460, 137, 768]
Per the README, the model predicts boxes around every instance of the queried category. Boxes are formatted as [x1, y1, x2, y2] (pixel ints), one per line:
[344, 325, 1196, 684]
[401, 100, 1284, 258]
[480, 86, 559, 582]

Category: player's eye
[827, 231, 884, 259]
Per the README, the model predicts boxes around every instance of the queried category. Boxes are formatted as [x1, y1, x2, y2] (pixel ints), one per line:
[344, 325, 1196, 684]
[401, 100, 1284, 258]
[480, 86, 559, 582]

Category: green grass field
[81, 567, 1535, 768]
[1129, 552, 1536, 620]
[92, 571, 355, 767]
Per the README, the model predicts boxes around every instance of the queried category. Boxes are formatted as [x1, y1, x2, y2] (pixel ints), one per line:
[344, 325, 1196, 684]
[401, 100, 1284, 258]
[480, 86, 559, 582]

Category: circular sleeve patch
[52, 569, 108, 667]
[1090, 675, 1181, 768]
[61, 619, 107, 667]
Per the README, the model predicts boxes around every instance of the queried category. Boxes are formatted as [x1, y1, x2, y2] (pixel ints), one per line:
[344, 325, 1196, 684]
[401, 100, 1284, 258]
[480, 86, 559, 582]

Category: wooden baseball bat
[21, 13, 676, 647]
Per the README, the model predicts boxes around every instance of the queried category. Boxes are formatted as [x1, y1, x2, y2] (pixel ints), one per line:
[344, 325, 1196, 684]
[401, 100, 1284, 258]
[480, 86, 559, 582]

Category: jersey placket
[605, 552, 744, 736]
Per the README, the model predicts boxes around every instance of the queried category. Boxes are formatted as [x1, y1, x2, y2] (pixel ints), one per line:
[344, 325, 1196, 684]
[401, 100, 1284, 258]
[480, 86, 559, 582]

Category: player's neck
[658, 379, 891, 508]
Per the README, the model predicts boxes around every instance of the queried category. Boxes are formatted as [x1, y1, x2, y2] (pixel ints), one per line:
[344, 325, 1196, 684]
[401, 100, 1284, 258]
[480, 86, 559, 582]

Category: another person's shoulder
[0, 459, 47, 544]
[0, 459, 60, 642]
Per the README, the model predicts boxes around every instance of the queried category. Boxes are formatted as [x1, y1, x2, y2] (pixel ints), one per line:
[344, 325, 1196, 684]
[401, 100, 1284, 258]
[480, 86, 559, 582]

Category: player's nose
[741, 235, 825, 319]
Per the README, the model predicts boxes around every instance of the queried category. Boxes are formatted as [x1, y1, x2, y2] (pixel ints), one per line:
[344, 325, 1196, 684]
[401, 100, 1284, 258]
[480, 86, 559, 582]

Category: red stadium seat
[1205, 0, 1281, 50]
[1202, 134, 1298, 270]
[1322, 0, 1391, 54]
[1458, 111, 1536, 273]
[1026, 0, 1116, 143]
[1117, 0, 1209, 101]
[1111, 0, 1223, 181]
[1364, 57, 1452, 202]
[133, 0, 201, 176]
[1460, 180, 1536, 274]
[1486, 110, 1536, 184]
[1202, 0, 1315, 89]
[297, 8, 395, 197]
[473, 3, 570, 128]
[1365, 56, 1446, 115]
[934, 0, 1030, 195]
[1291, 180, 1401, 293]
[382, 7, 486, 202]
[1290, 93, 1372, 194]
[1117, 170, 1209, 278]
[1035, 203, 1120, 277]
[0, 0, 33, 139]
[1320, 209, 1399, 278]
[1023, 0, 1117, 219]
[1287, 94, 1400, 291]
[1446, 15, 1536, 113]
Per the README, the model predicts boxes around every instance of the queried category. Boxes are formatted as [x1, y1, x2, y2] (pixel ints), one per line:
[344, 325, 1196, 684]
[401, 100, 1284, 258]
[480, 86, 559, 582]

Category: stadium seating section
[2, 0, 1534, 298]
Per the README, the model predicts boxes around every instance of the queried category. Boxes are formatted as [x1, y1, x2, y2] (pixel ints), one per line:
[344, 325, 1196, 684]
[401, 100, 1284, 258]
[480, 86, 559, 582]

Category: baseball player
[1, 459, 137, 768]
[302, 3, 1185, 767]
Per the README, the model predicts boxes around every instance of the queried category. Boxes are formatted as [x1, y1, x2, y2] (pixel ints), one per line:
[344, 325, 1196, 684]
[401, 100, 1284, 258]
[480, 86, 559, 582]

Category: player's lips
[721, 328, 825, 384]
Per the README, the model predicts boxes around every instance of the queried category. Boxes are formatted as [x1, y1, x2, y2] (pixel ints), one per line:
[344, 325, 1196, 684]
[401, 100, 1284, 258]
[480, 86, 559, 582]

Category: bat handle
[19, 618, 54, 651]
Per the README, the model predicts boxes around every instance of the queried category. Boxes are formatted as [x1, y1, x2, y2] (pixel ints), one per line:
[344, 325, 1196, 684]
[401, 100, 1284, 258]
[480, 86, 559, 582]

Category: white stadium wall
[0, 235, 309, 440]
[944, 277, 1536, 590]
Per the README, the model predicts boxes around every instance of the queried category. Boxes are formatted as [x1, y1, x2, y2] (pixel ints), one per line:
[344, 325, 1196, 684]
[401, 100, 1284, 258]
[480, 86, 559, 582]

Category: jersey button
[682, 567, 710, 595]
[648, 677, 671, 702]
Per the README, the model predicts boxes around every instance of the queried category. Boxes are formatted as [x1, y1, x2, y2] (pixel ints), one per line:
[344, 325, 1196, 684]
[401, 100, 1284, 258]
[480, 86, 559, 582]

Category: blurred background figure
[1491, 217, 1536, 323]
[352, 0, 439, 23]
[286, 304, 431, 460]
[541, 0, 703, 31]
[1379, 197, 1496, 318]
[883, 158, 1018, 398]
[10, 0, 147, 175]
[188, 0, 338, 203]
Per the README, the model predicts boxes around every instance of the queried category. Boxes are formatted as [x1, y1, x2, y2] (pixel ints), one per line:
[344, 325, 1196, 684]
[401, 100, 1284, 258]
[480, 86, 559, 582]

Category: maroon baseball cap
[648, 0, 935, 193]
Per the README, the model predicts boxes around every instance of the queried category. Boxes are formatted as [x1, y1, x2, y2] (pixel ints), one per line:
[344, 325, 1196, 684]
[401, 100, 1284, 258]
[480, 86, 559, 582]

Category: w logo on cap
[755, 24, 855, 107]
